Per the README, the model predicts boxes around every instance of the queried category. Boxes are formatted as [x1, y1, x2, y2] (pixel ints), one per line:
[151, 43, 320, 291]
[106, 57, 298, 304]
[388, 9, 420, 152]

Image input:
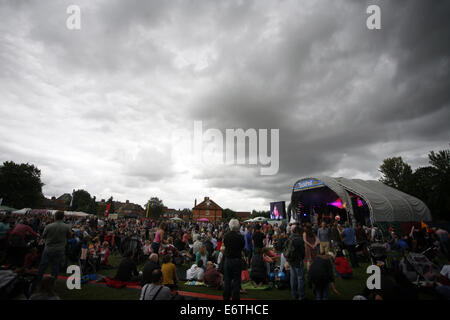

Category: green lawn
[56, 252, 371, 300]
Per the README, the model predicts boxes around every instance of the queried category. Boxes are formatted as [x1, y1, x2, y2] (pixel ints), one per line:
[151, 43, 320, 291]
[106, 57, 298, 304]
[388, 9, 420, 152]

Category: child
[99, 241, 112, 269]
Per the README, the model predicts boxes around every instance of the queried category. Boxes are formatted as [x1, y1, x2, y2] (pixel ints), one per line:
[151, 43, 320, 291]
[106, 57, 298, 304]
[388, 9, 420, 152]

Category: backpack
[283, 237, 297, 262]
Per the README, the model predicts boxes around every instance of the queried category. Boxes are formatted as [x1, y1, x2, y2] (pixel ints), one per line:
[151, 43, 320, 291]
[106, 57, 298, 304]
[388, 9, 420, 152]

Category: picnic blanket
[184, 281, 206, 286]
[105, 277, 140, 289]
[242, 282, 270, 290]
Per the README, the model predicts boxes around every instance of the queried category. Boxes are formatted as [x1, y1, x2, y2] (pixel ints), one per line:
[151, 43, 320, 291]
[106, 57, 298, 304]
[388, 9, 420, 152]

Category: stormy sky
[0, 0, 449, 211]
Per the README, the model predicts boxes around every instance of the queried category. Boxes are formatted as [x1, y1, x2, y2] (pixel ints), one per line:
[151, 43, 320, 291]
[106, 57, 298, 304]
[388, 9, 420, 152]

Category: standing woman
[152, 222, 166, 254]
[303, 225, 320, 270]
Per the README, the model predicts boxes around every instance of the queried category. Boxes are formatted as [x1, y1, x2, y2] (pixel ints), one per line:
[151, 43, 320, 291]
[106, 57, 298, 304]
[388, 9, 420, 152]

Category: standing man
[223, 219, 245, 301]
[285, 226, 306, 300]
[341, 222, 359, 268]
[244, 225, 254, 264]
[31, 211, 72, 294]
[252, 224, 265, 250]
[317, 221, 331, 255]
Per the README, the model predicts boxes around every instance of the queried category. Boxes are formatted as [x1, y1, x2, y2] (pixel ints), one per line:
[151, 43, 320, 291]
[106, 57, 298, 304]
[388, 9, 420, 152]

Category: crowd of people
[0, 211, 449, 300]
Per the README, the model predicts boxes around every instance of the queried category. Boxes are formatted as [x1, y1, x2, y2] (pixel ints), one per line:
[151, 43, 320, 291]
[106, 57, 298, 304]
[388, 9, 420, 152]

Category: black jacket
[142, 260, 161, 285]
[115, 257, 139, 282]
[308, 256, 334, 288]
[285, 234, 305, 267]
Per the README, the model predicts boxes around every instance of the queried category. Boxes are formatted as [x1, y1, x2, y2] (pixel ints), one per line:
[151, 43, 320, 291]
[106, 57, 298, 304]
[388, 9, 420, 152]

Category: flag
[69, 190, 74, 208]
[105, 203, 111, 217]
[145, 200, 150, 218]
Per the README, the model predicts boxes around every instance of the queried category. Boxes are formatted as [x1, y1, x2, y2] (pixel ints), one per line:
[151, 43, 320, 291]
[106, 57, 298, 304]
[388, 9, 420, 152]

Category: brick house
[192, 197, 223, 222]
[236, 212, 251, 221]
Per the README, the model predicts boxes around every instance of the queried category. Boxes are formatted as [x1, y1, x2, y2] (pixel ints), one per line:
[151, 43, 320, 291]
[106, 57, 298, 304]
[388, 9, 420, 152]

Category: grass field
[55, 252, 372, 300]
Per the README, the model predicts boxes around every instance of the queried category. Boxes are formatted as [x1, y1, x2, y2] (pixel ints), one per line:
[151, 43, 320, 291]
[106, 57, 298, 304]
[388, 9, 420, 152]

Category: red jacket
[10, 224, 39, 240]
[335, 256, 353, 275]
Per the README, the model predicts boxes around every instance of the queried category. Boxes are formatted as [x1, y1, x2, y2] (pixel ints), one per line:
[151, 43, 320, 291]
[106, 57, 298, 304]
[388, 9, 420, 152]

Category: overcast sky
[0, 0, 449, 211]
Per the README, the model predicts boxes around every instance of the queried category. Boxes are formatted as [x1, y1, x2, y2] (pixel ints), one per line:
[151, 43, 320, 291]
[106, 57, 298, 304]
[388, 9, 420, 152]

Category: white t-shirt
[186, 265, 204, 281]
[440, 265, 450, 280]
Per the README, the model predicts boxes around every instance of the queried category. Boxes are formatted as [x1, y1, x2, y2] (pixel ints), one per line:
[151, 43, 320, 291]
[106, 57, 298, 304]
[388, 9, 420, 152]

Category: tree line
[1, 147, 448, 221]
[378, 148, 449, 221]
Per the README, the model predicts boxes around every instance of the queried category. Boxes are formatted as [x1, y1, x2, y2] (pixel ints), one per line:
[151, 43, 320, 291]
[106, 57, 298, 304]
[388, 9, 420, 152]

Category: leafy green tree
[0, 161, 44, 208]
[96, 201, 107, 216]
[107, 196, 116, 213]
[222, 208, 237, 222]
[379, 157, 414, 193]
[425, 149, 450, 221]
[380, 148, 450, 221]
[251, 210, 270, 218]
[181, 208, 192, 218]
[144, 197, 164, 219]
[71, 189, 94, 213]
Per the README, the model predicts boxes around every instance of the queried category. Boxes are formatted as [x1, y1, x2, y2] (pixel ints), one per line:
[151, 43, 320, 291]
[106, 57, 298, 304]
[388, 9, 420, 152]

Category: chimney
[195, 199, 197, 207]
[126, 200, 129, 204]
[205, 196, 209, 201]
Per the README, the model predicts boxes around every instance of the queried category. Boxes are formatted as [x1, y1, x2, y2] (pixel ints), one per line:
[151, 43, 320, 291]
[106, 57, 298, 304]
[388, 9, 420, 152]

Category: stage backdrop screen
[270, 201, 286, 220]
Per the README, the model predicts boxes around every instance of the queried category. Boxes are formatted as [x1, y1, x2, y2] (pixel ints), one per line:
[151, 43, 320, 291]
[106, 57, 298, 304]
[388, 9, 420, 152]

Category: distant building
[42, 193, 71, 211]
[162, 207, 181, 219]
[236, 212, 251, 221]
[192, 197, 223, 222]
[116, 200, 145, 218]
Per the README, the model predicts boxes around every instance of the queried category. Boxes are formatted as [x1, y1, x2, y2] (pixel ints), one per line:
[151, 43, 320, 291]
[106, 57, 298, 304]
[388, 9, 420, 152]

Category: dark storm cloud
[187, 0, 450, 200]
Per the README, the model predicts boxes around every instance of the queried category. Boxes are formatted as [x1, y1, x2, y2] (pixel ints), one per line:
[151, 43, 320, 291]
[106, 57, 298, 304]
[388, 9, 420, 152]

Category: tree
[379, 147, 450, 221]
[426, 149, 450, 221]
[0, 161, 44, 208]
[107, 196, 116, 213]
[181, 208, 192, 218]
[379, 157, 414, 193]
[144, 197, 164, 219]
[222, 208, 237, 222]
[71, 189, 95, 213]
[251, 210, 270, 219]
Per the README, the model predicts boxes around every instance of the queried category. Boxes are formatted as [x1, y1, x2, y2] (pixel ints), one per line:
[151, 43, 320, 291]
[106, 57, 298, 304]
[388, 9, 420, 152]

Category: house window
[205, 210, 210, 216]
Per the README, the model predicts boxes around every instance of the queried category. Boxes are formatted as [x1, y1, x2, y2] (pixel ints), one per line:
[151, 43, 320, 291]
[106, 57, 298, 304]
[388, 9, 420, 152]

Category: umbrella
[252, 216, 268, 222]
[197, 218, 209, 222]
[170, 217, 184, 222]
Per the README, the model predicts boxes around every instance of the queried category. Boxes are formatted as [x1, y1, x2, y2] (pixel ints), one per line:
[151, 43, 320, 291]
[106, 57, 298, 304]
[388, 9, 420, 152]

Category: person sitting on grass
[195, 245, 209, 270]
[186, 259, 204, 281]
[250, 248, 267, 287]
[140, 269, 173, 300]
[142, 253, 160, 285]
[161, 254, 178, 290]
[143, 240, 152, 260]
[29, 276, 60, 300]
[99, 241, 112, 269]
[114, 251, 140, 283]
[334, 249, 353, 279]
[203, 260, 224, 289]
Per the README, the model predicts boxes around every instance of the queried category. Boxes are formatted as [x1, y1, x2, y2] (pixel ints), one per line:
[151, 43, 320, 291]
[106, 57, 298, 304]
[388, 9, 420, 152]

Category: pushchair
[368, 242, 388, 270]
[405, 252, 440, 287]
